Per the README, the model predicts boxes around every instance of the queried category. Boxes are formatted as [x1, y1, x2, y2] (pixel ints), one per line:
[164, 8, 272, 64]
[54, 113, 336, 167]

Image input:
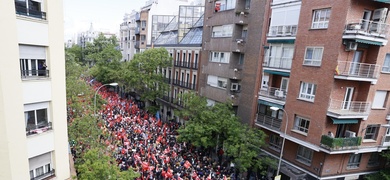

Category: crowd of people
[88, 80, 239, 180]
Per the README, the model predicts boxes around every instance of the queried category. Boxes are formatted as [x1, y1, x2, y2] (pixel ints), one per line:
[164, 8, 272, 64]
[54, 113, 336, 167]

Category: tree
[176, 93, 273, 173]
[120, 47, 172, 112]
[365, 150, 390, 180]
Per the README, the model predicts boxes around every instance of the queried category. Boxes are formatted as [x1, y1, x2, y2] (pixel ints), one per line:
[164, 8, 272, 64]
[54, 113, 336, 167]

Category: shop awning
[331, 118, 358, 124]
[267, 39, 295, 44]
[258, 100, 284, 109]
[355, 39, 383, 46]
[264, 70, 290, 77]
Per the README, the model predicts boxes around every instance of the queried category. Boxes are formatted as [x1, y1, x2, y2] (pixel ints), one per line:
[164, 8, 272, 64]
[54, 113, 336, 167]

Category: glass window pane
[26, 111, 36, 129]
[36, 109, 47, 127]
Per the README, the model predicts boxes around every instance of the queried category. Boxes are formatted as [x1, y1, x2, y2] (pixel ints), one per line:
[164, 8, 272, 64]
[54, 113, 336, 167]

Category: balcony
[268, 25, 297, 37]
[343, 19, 389, 46]
[21, 70, 50, 79]
[172, 79, 196, 90]
[334, 61, 380, 84]
[258, 87, 287, 102]
[263, 57, 292, 70]
[327, 99, 370, 119]
[135, 41, 140, 49]
[231, 40, 246, 53]
[320, 135, 362, 151]
[26, 122, 52, 136]
[31, 169, 55, 180]
[15, 4, 46, 20]
[255, 114, 282, 131]
[233, 12, 249, 25]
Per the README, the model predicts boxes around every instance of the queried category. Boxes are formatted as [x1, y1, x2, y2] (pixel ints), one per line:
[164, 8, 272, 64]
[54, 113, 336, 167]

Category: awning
[331, 118, 358, 124]
[264, 69, 290, 77]
[373, 0, 390, 4]
[267, 39, 295, 44]
[355, 39, 383, 46]
[258, 100, 284, 109]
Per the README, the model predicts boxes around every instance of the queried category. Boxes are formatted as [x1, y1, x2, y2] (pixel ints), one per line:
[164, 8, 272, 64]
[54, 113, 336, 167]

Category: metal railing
[320, 135, 361, 150]
[258, 87, 287, 101]
[263, 57, 292, 69]
[268, 25, 298, 37]
[30, 169, 55, 180]
[336, 61, 380, 79]
[256, 114, 282, 130]
[328, 99, 371, 114]
[21, 70, 50, 78]
[344, 19, 389, 38]
[174, 61, 198, 69]
[172, 79, 196, 90]
[15, 4, 46, 20]
[26, 122, 52, 136]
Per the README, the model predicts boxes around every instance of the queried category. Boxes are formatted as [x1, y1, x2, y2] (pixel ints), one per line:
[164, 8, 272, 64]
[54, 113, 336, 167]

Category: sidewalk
[67, 153, 77, 180]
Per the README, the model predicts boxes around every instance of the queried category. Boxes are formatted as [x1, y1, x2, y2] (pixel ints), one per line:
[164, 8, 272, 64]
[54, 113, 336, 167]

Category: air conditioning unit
[274, 90, 284, 98]
[236, 49, 240, 52]
[231, 83, 239, 91]
[239, 20, 244, 23]
[345, 42, 358, 51]
[234, 68, 238, 72]
[345, 130, 356, 138]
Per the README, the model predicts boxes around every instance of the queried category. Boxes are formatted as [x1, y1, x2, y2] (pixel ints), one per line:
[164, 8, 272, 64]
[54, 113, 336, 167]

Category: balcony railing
[263, 57, 292, 70]
[320, 135, 362, 150]
[344, 19, 389, 38]
[336, 61, 380, 79]
[21, 70, 50, 79]
[174, 61, 198, 69]
[31, 169, 55, 180]
[256, 114, 282, 130]
[15, 4, 46, 20]
[268, 25, 298, 37]
[258, 87, 287, 101]
[328, 99, 370, 115]
[26, 122, 52, 136]
[172, 79, 196, 90]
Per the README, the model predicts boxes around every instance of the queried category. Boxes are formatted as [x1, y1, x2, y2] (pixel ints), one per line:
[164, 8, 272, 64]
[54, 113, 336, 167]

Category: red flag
[142, 162, 149, 171]
[184, 161, 191, 169]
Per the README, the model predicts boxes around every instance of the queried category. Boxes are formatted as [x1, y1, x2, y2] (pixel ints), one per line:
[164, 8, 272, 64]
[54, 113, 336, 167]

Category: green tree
[365, 150, 390, 180]
[176, 93, 273, 173]
[120, 47, 172, 112]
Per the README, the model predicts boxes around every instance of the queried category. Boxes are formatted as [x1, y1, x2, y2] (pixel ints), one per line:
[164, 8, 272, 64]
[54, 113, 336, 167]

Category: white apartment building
[120, 11, 137, 61]
[1, 0, 70, 179]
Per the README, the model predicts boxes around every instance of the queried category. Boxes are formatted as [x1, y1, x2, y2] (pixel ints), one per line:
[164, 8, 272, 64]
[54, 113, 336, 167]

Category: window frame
[364, 124, 380, 140]
[269, 134, 282, 152]
[303, 47, 323, 66]
[311, 8, 331, 29]
[382, 53, 390, 73]
[24, 102, 51, 135]
[298, 82, 317, 102]
[296, 145, 313, 165]
[294, 115, 310, 134]
[368, 152, 380, 167]
[212, 24, 233, 37]
[347, 154, 362, 169]
[209, 51, 230, 63]
[372, 90, 388, 109]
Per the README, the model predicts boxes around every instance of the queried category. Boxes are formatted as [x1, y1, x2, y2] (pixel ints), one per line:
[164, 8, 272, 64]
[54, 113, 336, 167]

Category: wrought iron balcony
[335, 61, 380, 83]
[255, 114, 282, 130]
[258, 87, 287, 101]
[327, 99, 370, 118]
[263, 57, 292, 70]
[30, 169, 55, 180]
[320, 135, 361, 150]
[268, 25, 298, 37]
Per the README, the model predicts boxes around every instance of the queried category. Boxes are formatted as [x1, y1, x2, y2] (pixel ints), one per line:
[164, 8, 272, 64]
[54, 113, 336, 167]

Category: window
[347, 154, 362, 169]
[25, 102, 51, 135]
[141, 35, 146, 41]
[372, 90, 388, 108]
[215, 0, 236, 11]
[294, 116, 310, 134]
[368, 153, 380, 167]
[296, 145, 313, 165]
[364, 124, 380, 140]
[303, 47, 323, 66]
[269, 134, 282, 151]
[15, 0, 45, 19]
[29, 152, 53, 179]
[207, 75, 227, 89]
[19, 45, 48, 78]
[383, 54, 390, 72]
[141, 21, 146, 28]
[212, 24, 233, 37]
[209, 52, 230, 63]
[299, 82, 317, 101]
[194, 54, 199, 69]
[312, 8, 331, 29]
[239, 54, 245, 65]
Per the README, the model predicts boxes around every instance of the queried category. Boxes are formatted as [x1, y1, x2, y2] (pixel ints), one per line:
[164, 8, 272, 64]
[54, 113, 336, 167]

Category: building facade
[1, 0, 70, 179]
[256, 0, 390, 179]
[120, 11, 138, 62]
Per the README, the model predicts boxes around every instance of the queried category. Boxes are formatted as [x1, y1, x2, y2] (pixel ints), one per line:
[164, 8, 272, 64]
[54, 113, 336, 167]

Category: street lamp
[94, 83, 118, 118]
[270, 106, 288, 180]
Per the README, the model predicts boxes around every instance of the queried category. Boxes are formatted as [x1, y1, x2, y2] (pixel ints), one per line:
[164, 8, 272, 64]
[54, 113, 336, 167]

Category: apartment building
[1, 0, 70, 179]
[200, 0, 266, 124]
[256, 0, 390, 179]
[152, 6, 204, 123]
[120, 11, 137, 62]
